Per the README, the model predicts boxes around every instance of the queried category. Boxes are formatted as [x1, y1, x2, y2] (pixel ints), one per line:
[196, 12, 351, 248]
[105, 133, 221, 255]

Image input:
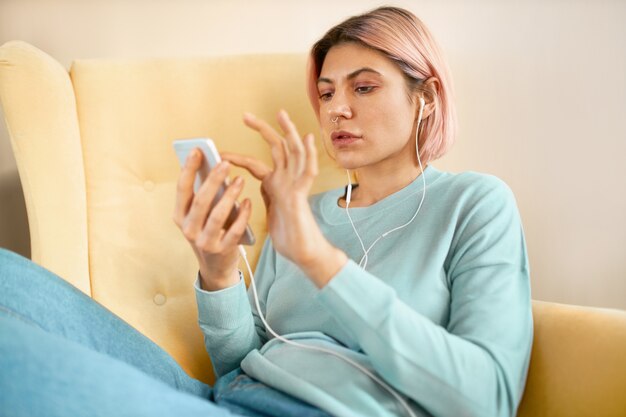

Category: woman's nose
[327, 93, 353, 121]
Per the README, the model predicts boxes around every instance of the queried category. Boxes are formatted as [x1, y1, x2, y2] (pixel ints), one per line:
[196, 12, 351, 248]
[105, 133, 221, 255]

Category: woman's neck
[339, 163, 426, 208]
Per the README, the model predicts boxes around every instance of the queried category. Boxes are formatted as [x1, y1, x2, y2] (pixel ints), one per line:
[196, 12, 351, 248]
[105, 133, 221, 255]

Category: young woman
[0, 7, 532, 417]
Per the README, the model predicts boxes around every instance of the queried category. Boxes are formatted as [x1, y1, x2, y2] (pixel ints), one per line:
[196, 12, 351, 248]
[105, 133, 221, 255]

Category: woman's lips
[331, 130, 362, 147]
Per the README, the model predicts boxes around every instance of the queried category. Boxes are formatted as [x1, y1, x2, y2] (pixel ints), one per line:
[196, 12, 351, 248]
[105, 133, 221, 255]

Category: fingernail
[219, 161, 229, 171]
[233, 176, 243, 186]
[243, 112, 255, 121]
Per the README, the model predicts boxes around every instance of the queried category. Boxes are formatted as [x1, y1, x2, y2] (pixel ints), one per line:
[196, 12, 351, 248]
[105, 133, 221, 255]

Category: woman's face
[317, 42, 419, 172]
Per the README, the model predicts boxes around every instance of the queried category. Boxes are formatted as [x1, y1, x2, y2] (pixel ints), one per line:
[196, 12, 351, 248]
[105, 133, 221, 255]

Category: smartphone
[173, 138, 256, 246]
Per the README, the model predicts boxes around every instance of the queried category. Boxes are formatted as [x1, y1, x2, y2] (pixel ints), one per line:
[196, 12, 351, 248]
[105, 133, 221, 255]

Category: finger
[243, 112, 287, 170]
[199, 176, 245, 247]
[303, 133, 319, 179]
[277, 109, 305, 177]
[221, 152, 272, 181]
[173, 149, 201, 227]
[221, 198, 253, 248]
[277, 109, 305, 156]
[183, 161, 230, 241]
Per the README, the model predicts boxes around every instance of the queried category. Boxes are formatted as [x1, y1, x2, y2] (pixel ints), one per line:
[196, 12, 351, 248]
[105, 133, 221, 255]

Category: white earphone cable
[234, 98, 428, 417]
[238, 245, 417, 417]
[346, 98, 427, 270]
[344, 170, 369, 267]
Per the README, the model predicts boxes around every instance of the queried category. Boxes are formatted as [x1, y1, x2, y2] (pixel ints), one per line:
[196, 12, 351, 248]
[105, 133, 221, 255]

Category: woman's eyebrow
[317, 67, 383, 85]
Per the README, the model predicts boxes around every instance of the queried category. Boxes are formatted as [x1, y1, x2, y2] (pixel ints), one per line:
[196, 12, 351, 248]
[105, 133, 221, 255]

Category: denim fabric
[214, 368, 332, 417]
[0, 248, 331, 417]
[0, 314, 232, 417]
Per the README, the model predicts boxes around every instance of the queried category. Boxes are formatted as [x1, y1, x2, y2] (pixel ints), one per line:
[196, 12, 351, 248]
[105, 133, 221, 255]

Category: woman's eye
[355, 86, 375, 94]
[319, 92, 333, 101]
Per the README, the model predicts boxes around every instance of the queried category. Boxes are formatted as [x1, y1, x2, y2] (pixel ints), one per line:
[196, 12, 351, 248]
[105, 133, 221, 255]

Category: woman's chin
[336, 158, 365, 171]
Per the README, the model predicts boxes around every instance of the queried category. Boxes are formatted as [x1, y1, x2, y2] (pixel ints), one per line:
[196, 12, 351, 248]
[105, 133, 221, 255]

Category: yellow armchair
[1, 41, 624, 417]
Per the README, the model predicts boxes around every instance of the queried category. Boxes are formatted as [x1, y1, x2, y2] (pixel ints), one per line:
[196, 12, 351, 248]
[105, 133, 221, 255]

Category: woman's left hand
[221, 110, 347, 287]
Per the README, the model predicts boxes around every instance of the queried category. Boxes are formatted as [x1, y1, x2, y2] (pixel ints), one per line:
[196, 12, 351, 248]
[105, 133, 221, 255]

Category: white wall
[1, 0, 625, 309]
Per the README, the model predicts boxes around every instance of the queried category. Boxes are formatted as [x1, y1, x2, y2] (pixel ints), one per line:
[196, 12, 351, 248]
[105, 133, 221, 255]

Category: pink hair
[306, 7, 458, 163]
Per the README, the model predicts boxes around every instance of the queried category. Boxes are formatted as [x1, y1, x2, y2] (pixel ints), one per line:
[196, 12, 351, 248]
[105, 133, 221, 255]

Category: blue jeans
[0, 248, 331, 417]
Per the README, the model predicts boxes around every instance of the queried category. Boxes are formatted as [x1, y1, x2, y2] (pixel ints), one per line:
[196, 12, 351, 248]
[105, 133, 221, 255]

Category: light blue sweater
[195, 165, 533, 417]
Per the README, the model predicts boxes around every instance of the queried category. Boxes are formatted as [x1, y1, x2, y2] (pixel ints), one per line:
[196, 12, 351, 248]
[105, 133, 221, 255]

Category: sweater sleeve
[193, 237, 280, 378]
[315, 179, 533, 417]
[194, 274, 261, 378]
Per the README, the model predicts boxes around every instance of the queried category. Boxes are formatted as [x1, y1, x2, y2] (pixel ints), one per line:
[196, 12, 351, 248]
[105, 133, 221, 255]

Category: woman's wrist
[298, 240, 349, 288]
[199, 267, 241, 292]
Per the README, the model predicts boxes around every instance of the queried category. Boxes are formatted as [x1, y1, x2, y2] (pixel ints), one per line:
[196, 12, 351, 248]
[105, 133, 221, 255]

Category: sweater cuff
[194, 271, 250, 329]
[316, 260, 397, 331]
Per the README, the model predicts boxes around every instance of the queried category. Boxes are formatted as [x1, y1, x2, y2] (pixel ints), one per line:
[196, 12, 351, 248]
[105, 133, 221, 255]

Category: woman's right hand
[172, 148, 252, 291]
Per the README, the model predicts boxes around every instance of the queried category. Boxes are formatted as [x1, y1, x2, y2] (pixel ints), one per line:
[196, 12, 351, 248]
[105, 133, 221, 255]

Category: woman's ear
[416, 77, 440, 120]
